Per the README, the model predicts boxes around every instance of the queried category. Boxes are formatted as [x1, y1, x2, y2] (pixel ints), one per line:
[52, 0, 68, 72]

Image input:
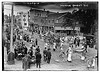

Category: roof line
[56, 13, 68, 20]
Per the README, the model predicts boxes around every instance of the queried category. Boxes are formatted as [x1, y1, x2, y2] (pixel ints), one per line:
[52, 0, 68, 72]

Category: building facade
[29, 8, 81, 35]
[17, 12, 29, 30]
[29, 9, 55, 33]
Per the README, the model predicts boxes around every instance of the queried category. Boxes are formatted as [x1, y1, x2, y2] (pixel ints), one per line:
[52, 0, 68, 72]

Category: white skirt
[67, 53, 72, 61]
[81, 56, 85, 60]
[91, 59, 95, 67]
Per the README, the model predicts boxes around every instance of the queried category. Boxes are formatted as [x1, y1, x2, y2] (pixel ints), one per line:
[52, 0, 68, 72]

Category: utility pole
[7, 3, 15, 65]
[2, 2, 4, 71]
[10, 4, 14, 52]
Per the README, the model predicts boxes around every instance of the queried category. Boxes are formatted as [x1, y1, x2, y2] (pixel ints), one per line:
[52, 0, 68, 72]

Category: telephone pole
[3, 2, 15, 65]
[10, 4, 14, 52]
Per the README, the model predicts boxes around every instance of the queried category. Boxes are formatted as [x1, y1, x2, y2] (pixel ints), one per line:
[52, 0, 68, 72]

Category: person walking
[28, 47, 33, 58]
[67, 45, 72, 62]
[53, 42, 56, 51]
[35, 39, 38, 46]
[47, 48, 52, 64]
[43, 47, 47, 62]
[35, 51, 42, 68]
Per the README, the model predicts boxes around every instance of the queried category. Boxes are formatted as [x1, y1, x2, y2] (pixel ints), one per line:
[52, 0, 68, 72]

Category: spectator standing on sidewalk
[35, 51, 42, 68]
[43, 47, 47, 62]
[28, 47, 33, 58]
[22, 54, 31, 70]
[47, 48, 52, 64]
[36, 46, 40, 53]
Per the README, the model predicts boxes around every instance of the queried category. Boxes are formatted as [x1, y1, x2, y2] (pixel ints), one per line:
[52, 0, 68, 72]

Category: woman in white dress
[44, 43, 48, 48]
[53, 42, 56, 51]
[67, 45, 72, 62]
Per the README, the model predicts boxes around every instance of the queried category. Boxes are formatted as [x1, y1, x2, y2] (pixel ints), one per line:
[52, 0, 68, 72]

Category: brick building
[29, 8, 81, 35]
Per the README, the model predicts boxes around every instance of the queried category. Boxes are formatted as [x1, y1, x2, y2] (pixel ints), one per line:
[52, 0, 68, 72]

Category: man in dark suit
[35, 39, 38, 46]
[35, 51, 42, 68]
[47, 48, 52, 64]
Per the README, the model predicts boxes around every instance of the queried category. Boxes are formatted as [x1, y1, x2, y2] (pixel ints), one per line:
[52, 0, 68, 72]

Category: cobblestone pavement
[4, 32, 98, 71]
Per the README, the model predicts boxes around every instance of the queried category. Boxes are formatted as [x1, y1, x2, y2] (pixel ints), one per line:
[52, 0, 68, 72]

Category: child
[59, 47, 65, 58]
[87, 57, 96, 69]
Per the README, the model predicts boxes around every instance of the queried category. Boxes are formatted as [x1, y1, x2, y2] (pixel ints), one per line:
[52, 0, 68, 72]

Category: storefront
[40, 25, 54, 34]
[54, 26, 80, 36]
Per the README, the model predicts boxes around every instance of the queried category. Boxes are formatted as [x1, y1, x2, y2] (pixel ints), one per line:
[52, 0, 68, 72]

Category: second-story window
[52, 20, 54, 23]
[24, 23, 27, 25]
[57, 20, 58, 23]
[49, 20, 50, 23]
[23, 14, 26, 17]
[23, 18, 26, 21]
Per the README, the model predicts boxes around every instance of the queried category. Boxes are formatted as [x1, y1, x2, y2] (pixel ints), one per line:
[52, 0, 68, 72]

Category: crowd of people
[3, 25, 97, 70]
[42, 32, 97, 69]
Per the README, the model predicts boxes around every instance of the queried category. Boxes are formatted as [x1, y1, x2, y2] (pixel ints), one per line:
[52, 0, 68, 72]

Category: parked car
[85, 35, 95, 48]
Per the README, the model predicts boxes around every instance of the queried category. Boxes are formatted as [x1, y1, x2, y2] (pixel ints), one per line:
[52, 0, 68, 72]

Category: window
[23, 14, 26, 17]
[24, 23, 27, 25]
[49, 20, 50, 23]
[18, 19, 21, 21]
[52, 20, 54, 23]
[23, 18, 26, 21]
[40, 13, 41, 16]
[41, 19, 44, 23]
[37, 13, 39, 16]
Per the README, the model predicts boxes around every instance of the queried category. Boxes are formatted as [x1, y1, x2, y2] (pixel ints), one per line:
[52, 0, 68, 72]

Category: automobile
[85, 35, 95, 48]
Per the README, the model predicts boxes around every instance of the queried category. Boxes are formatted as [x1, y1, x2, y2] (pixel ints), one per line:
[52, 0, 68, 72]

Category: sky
[4, 2, 97, 16]
[4, 5, 77, 16]
[4, 5, 30, 15]
[4, 2, 80, 16]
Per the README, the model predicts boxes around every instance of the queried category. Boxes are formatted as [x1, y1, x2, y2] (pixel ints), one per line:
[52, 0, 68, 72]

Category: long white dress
[44, 43, 48, 48]
[53, 43, 56, 49]
[81, 55, 85, 60]
[91, 58, 96, 67]
[67, 47, 72, 62]
[33, 46, 36, 56]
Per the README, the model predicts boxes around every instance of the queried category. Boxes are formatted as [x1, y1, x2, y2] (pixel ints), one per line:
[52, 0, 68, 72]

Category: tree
[62, 12, 79, 36]
[72, 9, 97, 34]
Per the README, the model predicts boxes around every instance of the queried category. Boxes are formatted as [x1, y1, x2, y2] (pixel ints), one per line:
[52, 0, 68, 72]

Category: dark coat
[35, 39, 38, 45]
[35, 52, 42, 63]
[24, 46, 27, 54]
[43, 49, 47, 55]
[22, 55, 31, 70]
[47, 51, 51, 59]
[28, 49, 33, 57]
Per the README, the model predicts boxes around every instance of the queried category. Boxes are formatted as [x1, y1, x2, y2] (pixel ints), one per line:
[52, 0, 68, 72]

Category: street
[4, 32, 98, 71]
